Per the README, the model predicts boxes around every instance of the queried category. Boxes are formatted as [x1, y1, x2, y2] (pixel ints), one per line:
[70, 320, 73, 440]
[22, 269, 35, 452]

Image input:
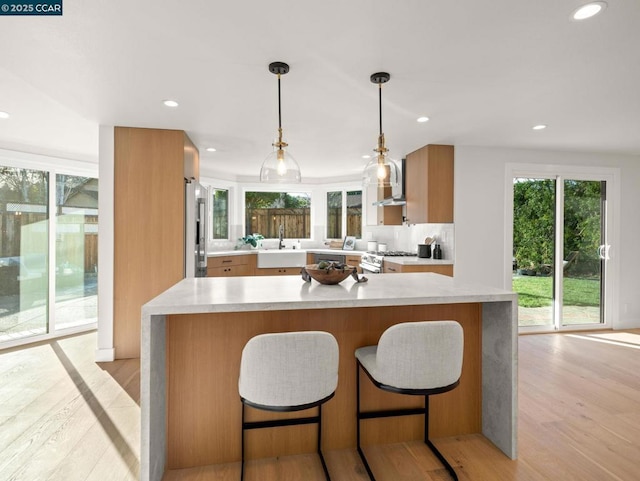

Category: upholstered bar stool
[238, 331, 339, 481]
[355, 320, 464, 481]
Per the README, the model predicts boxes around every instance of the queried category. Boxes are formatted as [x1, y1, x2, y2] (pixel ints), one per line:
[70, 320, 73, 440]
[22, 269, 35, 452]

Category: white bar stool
[355, 320, 464, 481]
[239, 331, 339, 480]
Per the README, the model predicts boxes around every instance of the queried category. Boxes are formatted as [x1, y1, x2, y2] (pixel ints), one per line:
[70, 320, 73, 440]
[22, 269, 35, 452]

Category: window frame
[210, 186, 230, 241]
[325, 188, 362, 240]
[243, 189, 313, 240]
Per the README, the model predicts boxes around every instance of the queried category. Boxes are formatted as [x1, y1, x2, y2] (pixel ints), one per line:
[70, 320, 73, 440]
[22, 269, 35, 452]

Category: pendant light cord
[378, 84, 383, 136]
[277, 74, 282, 130]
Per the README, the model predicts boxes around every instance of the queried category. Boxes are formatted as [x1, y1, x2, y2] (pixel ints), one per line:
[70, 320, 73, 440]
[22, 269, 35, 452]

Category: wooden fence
[246, 208, 311, 239]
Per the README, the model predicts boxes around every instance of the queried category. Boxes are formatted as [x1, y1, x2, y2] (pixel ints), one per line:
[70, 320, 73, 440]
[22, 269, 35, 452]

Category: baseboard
[95, 347, 115, 362]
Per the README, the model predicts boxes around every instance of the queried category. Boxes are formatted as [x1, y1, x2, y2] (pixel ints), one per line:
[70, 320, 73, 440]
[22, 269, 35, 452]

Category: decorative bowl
[303, 263, 356, 285]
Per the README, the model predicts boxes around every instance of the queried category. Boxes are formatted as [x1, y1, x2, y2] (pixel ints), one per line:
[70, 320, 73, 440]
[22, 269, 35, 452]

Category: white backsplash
[358, 223, 455, 260]
[208, 222, 455, 261]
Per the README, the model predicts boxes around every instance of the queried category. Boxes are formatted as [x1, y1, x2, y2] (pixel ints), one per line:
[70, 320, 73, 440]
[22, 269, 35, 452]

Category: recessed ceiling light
[206, 147, 217, 152]
[572, 2, 607, 21]
[163, 99, 179, 108]
[0, 111, 9, 119]
[362, 154, 371, 159]
[417, 116, 429, 123]
[532, 124, 547, 130]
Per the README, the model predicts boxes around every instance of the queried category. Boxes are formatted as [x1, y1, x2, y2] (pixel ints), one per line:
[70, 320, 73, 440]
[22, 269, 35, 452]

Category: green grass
[512, 275, 600, 308]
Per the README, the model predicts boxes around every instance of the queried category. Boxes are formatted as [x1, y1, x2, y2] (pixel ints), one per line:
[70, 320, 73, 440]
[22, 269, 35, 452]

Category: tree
[0, 167, 48, 203]
[513, 178, 602, 276]
[513, 179, 555, 272]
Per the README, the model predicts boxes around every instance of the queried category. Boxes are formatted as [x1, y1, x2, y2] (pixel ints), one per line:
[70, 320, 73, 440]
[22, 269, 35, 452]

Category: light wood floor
[1, 329, 639, 480]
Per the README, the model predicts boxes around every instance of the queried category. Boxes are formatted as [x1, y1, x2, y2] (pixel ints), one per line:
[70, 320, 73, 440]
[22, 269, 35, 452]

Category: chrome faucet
[278, 224, 285, 249]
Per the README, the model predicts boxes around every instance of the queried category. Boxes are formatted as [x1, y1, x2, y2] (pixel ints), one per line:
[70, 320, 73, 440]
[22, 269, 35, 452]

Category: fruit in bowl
[301, 262, 367, 285]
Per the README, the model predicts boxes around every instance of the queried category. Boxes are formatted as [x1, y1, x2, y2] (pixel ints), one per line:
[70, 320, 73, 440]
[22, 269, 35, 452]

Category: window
[327, 191, 342, 238]
[346, 190, 362, 238]
[211, 188, 229, 239]
[245, 191, 311, 239]
[325, 190, 362, 239]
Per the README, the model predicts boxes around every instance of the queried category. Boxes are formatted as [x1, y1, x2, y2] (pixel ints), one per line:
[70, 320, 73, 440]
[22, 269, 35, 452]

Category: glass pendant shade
[363, 71, 399, 188]
[260, 145, 301, 183]
[260, 61, 301, 183]
[362, 152, 401, 188]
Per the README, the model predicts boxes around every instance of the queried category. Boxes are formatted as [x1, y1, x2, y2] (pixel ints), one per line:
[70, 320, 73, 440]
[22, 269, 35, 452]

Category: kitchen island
[140, 273, 517, 481]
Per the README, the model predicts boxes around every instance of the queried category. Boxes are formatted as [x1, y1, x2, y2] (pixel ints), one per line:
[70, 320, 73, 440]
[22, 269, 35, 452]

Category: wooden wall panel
[166, 303, 482, 468]
[114, 127, 187, 359]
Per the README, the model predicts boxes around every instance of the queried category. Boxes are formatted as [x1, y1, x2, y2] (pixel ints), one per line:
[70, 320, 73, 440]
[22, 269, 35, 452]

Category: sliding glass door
[0, 167, 49, 341]
[512, 175, 610, 331]
[0, 165, 98, 346]
[560, 180, 605, 326]
[54, 175, 99, 330]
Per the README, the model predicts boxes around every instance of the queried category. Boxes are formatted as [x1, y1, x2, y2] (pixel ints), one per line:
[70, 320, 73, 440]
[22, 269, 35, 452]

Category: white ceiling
[1, 0, 639, 182]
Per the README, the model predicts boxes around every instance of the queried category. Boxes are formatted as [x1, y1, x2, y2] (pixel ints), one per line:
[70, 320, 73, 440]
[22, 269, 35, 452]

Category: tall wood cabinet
[114, 127, 198, 359]
[404, 144, 454, 224]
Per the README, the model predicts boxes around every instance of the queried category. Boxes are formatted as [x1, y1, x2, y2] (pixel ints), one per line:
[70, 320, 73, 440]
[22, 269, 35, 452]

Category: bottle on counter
[433, 244, 442, 259]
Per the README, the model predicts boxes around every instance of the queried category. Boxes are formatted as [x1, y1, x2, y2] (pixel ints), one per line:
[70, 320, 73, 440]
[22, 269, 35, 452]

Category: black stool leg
[424, 395, 458, 481]
[241, 403, 246, 481]
[317, 404, 332, 481]
[356, 361, 377, 481]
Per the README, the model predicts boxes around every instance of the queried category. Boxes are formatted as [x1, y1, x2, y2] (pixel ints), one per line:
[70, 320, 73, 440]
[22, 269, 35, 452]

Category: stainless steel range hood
[372, 158, 406, 206]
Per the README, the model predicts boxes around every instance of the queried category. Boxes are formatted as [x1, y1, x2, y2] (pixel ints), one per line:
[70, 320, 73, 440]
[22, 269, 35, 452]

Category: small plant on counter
[237, 233, 264, 249]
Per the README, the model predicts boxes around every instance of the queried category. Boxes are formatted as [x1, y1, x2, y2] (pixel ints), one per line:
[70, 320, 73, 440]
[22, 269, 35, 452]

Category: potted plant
[237, 233, 264, 250]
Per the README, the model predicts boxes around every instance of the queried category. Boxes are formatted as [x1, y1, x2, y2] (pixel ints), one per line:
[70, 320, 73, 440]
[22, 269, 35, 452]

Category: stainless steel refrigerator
[185, 180, 208, 277]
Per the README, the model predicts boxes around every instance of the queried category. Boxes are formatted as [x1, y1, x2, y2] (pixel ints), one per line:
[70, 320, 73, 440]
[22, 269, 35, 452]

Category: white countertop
[207, 248, 365, 257]
[382, 257, 453, 265]
[142, 272, 515, 316]
[206, 249, 452, 264]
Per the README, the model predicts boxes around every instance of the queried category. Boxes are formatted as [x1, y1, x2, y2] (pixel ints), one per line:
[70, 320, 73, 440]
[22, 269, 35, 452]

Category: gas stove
[360, 251, 417, 274]
[367, 251, 417, 257]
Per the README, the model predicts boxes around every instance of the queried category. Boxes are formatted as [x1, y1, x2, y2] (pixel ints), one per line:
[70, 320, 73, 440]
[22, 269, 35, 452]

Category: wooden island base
[165, 303, 482, 469]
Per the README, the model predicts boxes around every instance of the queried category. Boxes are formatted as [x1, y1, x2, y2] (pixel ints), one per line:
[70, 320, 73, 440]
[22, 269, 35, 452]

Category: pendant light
[260, 61, 301, 183]
[362, 72, 400, 188]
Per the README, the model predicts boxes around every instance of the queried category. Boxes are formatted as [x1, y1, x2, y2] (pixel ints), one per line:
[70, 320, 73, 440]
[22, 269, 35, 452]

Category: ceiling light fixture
[417, 116, 430, 123]
[363, 72, 400, 189]
[163, 99, 179, 107]
[572, 1, 607, 20]
[0, 111, 10, 119]
[532, 124, 547, 130]
[260, 61, 301, 183]
[206, 147, 217, 152]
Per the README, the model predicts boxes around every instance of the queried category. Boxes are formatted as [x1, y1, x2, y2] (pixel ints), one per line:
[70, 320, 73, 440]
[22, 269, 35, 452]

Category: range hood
[372, 158, 406, 206]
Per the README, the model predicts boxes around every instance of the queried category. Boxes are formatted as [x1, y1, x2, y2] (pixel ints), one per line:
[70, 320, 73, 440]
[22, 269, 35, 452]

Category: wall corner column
[96, 125, 115, 362]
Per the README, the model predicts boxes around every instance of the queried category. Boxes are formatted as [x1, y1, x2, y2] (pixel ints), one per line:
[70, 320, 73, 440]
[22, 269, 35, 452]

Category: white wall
[454, 146, 640, 329]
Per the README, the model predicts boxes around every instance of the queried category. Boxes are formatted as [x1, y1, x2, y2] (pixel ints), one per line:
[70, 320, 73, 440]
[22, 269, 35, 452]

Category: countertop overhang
[143, 272, 515, 317]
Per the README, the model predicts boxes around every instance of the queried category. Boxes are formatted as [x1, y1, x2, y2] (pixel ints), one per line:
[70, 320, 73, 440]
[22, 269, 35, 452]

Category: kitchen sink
[257, 249, 307, 268]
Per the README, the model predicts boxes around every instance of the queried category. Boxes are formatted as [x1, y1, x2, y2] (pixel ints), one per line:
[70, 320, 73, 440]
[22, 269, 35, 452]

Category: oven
[360, 252, 383, 274]
[360, 250, 418, 274]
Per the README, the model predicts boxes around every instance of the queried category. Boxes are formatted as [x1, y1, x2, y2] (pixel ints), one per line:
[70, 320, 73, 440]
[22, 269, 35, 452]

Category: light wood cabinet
[345, 254, 363, 273]
[383, 261, 453, 277]
[207, 254, 255, 277]
[254, 267, 301, 276]
[114, 127, 198, 359]
[405, 144, 454, 224]
[183, 135, 199, 181]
